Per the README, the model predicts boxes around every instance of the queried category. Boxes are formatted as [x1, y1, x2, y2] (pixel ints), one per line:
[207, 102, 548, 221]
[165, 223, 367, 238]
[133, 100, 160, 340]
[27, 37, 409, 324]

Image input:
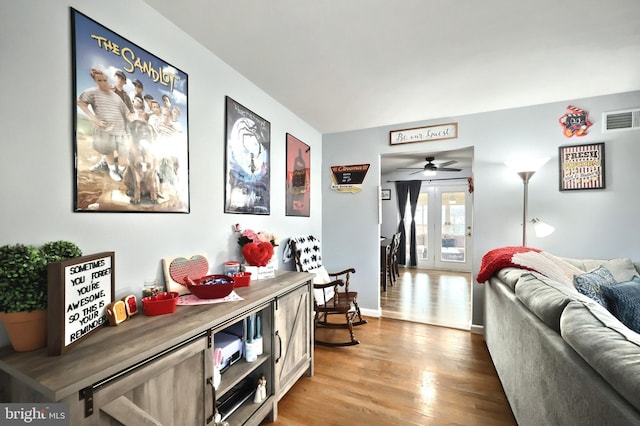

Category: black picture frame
[381, 189, 391, 200]
[559, 142, 606, 191]
[224, 96, 271, 214]
[71, 8, 190, 212]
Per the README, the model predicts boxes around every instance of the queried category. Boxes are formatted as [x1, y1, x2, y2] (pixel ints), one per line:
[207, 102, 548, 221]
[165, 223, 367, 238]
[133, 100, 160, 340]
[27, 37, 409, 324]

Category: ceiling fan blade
[409, 170, 424, 175]
[396, 167, 424, 170]
[438, 160, 457, 168]
[436, 167, 462, 172]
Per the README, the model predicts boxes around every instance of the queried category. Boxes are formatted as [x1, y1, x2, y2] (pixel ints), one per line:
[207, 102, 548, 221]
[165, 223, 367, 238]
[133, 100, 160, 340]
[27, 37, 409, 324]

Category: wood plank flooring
[271, 317, 516, 425]
[381, 267, 472, 330]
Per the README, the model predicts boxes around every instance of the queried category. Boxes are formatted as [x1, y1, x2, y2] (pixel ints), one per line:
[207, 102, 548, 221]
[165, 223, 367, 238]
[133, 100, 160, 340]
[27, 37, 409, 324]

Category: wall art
[72, 8, 190, 213]
[559, 142, 605, 190]
[224, 96, 271, 214]
[285, 133, 310, 216]
[330, 164, 370, 193]
[389, 122, 458, 145]
[559, 105, 593, 138]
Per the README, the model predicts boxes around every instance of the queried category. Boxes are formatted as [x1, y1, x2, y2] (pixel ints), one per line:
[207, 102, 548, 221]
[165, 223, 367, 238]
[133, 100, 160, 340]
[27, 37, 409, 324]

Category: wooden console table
[0, 271, 313, 425]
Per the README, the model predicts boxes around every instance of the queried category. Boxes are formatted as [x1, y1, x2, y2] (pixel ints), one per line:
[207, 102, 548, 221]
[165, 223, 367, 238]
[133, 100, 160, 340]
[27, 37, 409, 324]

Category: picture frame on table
[224, 96, 271, 215]
[558, 142, 606, 191]
[285, 133, 310, 217]
[71, 8, 190, 213]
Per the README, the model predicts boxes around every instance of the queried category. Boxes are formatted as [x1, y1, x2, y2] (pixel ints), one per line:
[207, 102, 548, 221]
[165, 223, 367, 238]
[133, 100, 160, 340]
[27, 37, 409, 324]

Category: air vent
[602, 108, 640, 132]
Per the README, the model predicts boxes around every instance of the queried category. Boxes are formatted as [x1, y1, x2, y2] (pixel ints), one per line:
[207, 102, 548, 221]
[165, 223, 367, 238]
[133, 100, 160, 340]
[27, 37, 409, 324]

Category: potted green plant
[0, 241, 82, 351]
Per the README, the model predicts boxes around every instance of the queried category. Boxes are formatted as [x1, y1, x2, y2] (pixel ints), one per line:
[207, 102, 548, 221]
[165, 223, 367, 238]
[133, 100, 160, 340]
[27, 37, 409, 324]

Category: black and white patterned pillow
[290, 235, 322, 272]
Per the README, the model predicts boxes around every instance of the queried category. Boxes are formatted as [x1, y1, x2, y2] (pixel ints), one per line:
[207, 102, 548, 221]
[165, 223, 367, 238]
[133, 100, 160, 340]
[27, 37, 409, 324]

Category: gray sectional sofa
[483, 257, 640, 426]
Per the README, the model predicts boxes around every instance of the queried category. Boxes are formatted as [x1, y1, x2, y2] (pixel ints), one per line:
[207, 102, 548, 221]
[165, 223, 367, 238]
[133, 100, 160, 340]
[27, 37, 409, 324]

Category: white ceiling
[145, 0, 640, 135]
[144, 1, 640, 175]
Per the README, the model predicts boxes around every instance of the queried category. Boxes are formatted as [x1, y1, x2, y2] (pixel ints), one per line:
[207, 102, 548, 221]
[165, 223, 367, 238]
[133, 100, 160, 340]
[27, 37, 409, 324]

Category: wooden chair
[385, 233, 400, 288]
[289, 235, 367, 346]
[391, 232, 401, 279]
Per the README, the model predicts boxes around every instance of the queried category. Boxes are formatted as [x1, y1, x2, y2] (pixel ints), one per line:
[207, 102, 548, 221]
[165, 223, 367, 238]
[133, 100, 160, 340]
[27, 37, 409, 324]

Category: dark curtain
[408, 180, 422, 266]
[395, 181, 410, 265]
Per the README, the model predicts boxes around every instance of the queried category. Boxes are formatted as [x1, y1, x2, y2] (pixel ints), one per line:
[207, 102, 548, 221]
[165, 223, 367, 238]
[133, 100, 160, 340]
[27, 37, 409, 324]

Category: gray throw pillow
[601, 276, 640, 333]
[574, 265, 617, 309]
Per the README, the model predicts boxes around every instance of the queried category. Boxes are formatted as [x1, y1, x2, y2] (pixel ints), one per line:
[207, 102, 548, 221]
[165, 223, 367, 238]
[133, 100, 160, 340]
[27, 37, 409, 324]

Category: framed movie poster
[559, 142, 606, 191]
[71, 8, 190, 213]
[286, 133, 310, 216]
[224, 96, 271, 214]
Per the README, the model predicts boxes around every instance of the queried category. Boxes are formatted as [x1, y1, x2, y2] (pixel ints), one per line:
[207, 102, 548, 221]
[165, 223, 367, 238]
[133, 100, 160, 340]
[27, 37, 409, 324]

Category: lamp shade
[531, 218, 555, 238]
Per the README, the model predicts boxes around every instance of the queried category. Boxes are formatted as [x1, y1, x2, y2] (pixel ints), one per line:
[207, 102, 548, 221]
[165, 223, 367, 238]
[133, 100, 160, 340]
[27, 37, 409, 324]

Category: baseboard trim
[470, 324, 484, 335]
[361, 308, 381, 318]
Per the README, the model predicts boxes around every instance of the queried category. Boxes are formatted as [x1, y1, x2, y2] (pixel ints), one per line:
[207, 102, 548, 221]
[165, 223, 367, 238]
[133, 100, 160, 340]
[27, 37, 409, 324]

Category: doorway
[380, 147, 473, 329]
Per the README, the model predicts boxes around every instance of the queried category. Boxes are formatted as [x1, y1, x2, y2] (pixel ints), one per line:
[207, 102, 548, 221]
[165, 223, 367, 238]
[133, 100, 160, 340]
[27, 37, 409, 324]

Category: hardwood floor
[272, 317, 516, 425]
[381, 267, 472, 330]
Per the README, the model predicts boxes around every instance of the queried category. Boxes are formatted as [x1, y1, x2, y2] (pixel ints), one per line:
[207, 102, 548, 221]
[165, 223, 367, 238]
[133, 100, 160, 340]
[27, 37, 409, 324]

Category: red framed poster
[285, 133, 310, 216]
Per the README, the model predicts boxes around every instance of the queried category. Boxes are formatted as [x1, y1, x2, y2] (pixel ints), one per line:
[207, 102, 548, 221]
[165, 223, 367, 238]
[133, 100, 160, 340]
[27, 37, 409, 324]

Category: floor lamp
[505, 157, 554, 246]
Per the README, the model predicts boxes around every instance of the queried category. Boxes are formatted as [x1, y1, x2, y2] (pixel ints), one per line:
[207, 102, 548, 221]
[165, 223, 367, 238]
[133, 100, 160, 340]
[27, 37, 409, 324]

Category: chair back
[391, 232, 401, 256]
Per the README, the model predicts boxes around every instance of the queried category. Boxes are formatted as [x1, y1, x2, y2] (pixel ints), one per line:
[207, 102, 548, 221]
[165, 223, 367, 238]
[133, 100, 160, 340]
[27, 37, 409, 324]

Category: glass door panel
[414, 192, 430, 265]
[438, 191, 466, 264]
[403, 185, 472, 272]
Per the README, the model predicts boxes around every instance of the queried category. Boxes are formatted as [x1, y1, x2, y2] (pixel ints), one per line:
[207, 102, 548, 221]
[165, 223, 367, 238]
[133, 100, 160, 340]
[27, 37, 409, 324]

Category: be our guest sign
[47, 252, 115, 356]
[389, 122, 458, 145]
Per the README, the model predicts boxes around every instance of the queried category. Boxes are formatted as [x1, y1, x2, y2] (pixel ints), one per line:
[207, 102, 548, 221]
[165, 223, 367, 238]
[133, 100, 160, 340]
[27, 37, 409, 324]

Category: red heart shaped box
[242, 242, 274, 266]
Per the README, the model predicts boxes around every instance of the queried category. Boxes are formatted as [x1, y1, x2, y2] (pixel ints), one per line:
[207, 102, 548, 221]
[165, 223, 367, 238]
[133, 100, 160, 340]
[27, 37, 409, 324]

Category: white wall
[0, 0, 322, 347]
[323, 91, 640, 327]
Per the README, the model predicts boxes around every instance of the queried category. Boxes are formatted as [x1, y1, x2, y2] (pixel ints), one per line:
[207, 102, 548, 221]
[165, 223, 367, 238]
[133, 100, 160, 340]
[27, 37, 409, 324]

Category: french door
[403, 184, 472, 271]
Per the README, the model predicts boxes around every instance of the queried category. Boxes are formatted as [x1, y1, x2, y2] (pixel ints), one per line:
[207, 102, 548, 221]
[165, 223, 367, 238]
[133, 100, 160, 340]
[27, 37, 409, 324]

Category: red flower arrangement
[234, 225, 279, 267]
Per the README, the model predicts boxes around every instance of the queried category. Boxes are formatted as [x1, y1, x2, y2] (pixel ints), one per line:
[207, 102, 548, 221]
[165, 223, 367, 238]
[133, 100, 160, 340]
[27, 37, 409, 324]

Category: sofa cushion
[515, 273, 589, 333]
[494, 267, 530, 292]
[574, 266, 617, 309]
[602, 277, 640, 333]
[564, 257, 639, 282]
[561, 300, 640, 414]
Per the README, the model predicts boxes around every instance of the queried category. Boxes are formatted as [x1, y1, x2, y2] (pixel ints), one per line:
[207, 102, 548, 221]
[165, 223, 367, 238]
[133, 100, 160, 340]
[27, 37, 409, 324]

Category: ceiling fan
[398, 156, 462, 175]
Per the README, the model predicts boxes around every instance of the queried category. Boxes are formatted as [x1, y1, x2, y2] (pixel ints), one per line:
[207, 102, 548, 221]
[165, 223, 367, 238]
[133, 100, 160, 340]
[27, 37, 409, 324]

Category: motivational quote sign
[47, 252, 115, 356]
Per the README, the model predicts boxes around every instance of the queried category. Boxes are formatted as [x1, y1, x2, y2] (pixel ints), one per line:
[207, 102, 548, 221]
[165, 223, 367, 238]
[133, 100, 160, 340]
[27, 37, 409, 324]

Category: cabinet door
[73, 334, 213, 425]
[273, 282, 312, 398]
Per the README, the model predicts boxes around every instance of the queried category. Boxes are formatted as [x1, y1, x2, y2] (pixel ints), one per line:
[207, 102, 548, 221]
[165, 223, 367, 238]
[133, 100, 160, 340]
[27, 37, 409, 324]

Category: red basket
[187, 275, 235, 299]
[230, 272, 251, 287]
[142, 291, 179, 316]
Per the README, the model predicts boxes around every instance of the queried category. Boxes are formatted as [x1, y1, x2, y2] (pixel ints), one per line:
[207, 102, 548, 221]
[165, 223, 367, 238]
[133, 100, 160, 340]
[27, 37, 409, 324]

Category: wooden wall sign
[47, 252, 115, 356]
[389, 122, 458, 145]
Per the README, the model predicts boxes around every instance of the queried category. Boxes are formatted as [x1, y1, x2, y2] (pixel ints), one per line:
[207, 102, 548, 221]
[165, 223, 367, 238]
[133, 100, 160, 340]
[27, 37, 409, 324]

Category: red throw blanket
[476, 246, 540, 283]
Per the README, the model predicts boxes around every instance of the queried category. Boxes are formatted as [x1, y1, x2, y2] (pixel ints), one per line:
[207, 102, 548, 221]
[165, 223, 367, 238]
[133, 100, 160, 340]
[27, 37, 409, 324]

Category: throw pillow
[601, 276, 640, 333]
[574, 265, 617, 309]
[308, 266, 335, 304]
